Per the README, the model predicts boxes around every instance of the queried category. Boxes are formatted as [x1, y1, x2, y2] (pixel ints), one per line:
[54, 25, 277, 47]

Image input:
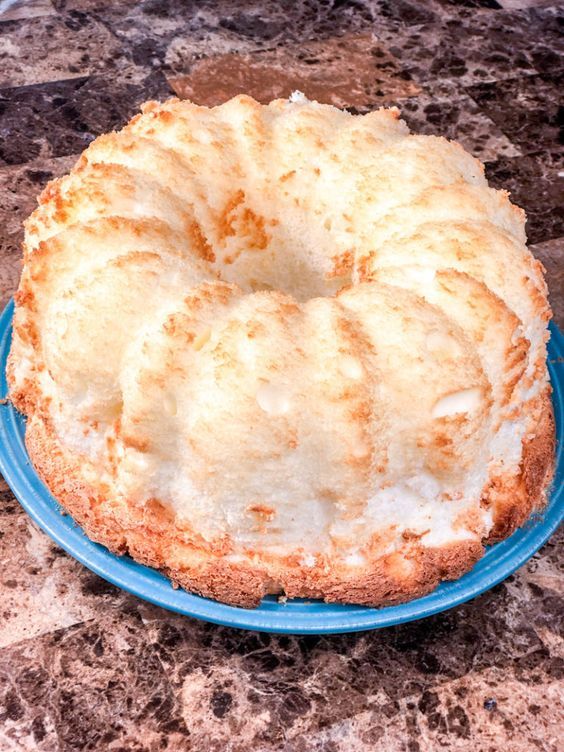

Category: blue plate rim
[0, 298, 562, 634]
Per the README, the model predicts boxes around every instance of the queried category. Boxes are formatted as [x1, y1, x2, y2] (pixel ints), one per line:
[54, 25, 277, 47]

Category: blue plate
[0, 298, 562, 633]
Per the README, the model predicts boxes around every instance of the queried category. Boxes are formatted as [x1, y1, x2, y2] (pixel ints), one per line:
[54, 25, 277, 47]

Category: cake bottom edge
[22, 390, 555, 609]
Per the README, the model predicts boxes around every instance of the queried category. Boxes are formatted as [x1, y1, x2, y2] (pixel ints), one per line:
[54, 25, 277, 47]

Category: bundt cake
[7, 93, 555, 608]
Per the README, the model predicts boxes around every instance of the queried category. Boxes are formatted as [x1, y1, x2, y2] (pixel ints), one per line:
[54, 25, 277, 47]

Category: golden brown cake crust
[23, 390, 555, 609]
[486, 390, 555, 543]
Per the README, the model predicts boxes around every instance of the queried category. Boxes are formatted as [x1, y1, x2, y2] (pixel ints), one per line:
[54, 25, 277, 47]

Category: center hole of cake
[202, 189, 353, 301]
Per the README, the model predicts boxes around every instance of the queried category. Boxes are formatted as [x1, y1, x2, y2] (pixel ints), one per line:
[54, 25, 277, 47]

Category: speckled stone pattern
[0, 0, 562, 750]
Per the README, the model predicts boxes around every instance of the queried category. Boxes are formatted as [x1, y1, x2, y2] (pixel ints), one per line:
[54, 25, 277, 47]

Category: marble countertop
[0, 1, 562, 750]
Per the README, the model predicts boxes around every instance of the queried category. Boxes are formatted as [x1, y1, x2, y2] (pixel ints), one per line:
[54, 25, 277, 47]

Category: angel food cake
[7, 93, 555, 607]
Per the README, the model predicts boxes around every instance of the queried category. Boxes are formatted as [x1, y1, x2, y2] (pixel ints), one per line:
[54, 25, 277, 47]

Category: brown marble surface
[0, 1, 563, 750]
